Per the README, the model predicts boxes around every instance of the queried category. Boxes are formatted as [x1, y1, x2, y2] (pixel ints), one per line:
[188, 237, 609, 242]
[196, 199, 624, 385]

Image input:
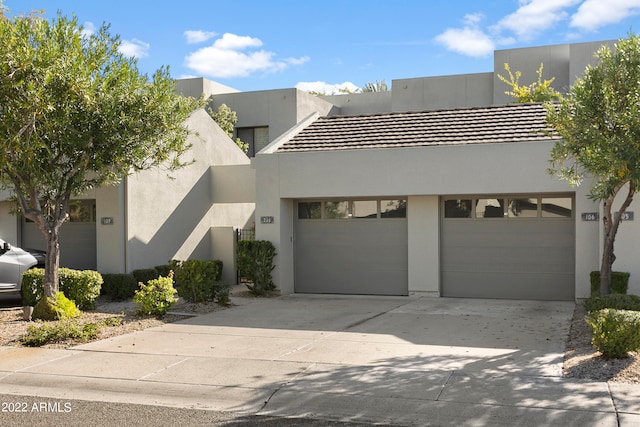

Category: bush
[132, 268, 160, 285]
[21, 320, 100, 347]
[585, 308, 640, 358]
[21, 269, 45, 307]
[584, 293, 640, 313]
[134, 273, 177, 316]
[170, 259, 223, 303]
[154, 264, 172, 277]
[214, 282, 231, 306]
[101, 273, 138, 300]
[590, 271, 630, 296]
[236, 240, 276, 295]
[32, 292, 81, 321]
[21, 268, 102, 310]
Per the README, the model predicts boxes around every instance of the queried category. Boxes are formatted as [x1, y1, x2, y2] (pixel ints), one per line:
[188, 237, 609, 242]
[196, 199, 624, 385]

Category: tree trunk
[600, 182, 635, 295]
[43, 230, 61, 298]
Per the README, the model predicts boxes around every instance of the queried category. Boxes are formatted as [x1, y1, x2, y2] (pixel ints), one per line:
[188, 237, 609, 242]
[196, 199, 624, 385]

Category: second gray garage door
[294, 199, 408, 295]
[441, 195, 575, 301]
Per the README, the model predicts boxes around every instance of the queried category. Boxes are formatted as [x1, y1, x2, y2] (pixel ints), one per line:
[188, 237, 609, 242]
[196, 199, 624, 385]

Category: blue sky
[5, 1, 640, 93]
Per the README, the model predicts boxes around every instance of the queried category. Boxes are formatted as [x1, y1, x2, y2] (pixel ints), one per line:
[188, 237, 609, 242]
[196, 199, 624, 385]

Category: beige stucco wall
[211, 89, 334, 145]
[407, 195, 439, 295]
[321, 92, 392, 115]
[123, 109, 255, 273]
[0, 201, 19, 245]
[174, 77, 239, 99]
[392, 73, 494, 112]
[603, 187, 640, 296]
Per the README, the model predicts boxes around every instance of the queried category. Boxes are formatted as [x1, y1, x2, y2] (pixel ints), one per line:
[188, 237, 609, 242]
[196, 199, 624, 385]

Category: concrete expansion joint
[435, 370, 454, 401]
[342, 299, 416, 331]
[606, 382, 622, 426]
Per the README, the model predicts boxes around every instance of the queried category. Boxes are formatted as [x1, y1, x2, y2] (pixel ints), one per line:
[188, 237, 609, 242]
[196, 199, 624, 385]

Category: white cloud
[571, 0, 640, 31]
[81, 21, 96, 38]
[185, 32, 308, 79]
[296, 81, 360, 95]
[435, 14, 496, 57]
[495, 0, 581, 40]
[184, 30, 217, 44]
[118, 39, 150, 58]
[213, 33, 262, 50]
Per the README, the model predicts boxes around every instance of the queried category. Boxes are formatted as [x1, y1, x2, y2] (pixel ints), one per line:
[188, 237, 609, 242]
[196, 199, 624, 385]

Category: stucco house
[0, 108, 255, 285]
[248, 38, 640, 301]
[3, 38, 638, 301]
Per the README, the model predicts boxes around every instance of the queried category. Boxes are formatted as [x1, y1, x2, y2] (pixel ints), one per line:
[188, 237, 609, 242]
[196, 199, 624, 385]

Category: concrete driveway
[0, 294, 636, 426]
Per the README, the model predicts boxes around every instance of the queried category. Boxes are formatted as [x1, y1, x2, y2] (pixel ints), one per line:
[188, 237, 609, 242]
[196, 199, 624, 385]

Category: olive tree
[0, 12, 202, 300]
[545, 34, 640, 295]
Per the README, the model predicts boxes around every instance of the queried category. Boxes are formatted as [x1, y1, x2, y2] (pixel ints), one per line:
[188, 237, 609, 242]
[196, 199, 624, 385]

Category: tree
[498, 63, 561, 103]
[206, 103, 248, 153]
[545, 34, 640, 295]
[361, 80, 388, 93]
[0, 12, 202, 301]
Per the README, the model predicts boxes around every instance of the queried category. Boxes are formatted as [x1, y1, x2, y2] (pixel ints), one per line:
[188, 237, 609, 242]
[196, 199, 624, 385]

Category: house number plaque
[260, 216, 274, 224]
[581, 212, 599, 221]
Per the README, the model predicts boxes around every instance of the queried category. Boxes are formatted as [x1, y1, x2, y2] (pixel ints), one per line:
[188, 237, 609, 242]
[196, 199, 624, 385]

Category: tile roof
[277, 103, 559, 153]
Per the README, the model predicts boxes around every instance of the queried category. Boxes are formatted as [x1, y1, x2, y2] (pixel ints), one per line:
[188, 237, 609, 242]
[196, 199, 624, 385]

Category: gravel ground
[1, 293, 639, 383]
[563, 302, 640, 383]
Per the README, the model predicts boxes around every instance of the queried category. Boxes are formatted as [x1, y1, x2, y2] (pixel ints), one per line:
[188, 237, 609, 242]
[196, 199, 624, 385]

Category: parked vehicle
[0, 238, 46, 296]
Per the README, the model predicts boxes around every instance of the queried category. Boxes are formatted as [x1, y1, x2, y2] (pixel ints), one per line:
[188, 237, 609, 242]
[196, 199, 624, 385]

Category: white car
[0, 238, 46, 296]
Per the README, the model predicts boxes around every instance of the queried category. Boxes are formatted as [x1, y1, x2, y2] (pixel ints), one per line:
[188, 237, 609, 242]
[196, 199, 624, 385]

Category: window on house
[475, 199, 504, 218]
[297, 198, 408, 220]
[298, 202, 321, 219]
[324, 201, 350, 219]
[352, 200, 378, 219]
[444, 199, 472, 218]
[444, 195, 573, 219]
[541, 197, 572, 218]
[380, 200, 407, 218]
[24, 199, 96, 223]
[508, 198, 538, 218]
[237, 126, 269, 157]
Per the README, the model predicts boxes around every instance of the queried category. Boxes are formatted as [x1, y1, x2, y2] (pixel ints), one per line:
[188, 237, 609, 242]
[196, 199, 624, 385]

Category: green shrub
[590, 271, 630, 296]
[236, 240, 276, 295]
[170, 259, 223, 303]
[101, 273, 138, 300]
[134, 273, 177, 316]
[585, 308, 640, 358]
[214, 282, 231, 306]
[32, 292, 81, 321]
[21, 320, 100, 347]
[21, 268, 102, 310]
[584, 293, 640, 313]
[154, 264, 172, 277]
[21, 269, 45, 307]
[132, 268, 160, 285]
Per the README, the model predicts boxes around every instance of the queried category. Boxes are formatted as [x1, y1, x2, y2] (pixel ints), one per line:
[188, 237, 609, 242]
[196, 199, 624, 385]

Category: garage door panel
[442, 246, 573, 272]
[441, 195, 575, 301]
[295, 218, 407, 295]
[442, 271, 575, 300]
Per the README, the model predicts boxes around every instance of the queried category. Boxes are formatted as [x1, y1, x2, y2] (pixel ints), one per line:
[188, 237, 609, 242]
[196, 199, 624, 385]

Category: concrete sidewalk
[0, 294, 638, 426]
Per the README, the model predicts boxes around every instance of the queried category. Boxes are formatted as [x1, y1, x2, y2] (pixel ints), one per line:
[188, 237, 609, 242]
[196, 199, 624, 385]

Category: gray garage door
[295, 199, 408, 295]
[441, 195, 575, 301]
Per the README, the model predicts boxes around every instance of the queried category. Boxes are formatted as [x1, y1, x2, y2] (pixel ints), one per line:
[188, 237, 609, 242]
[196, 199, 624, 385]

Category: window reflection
[508, 198, 538, 218]
[541, 198, 572, 218]
[298, 202, 321, 219]
[324, 201, 350, 219]
[352, 201, 378, 219]
[381, 200, 406, 218]
[476, 199, 504, 218]
[444, 199, 472, 218]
